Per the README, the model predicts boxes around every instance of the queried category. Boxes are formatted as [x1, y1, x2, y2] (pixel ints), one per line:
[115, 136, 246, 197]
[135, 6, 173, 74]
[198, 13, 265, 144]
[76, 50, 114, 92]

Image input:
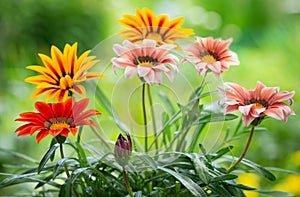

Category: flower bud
[114, 133, 132, 166]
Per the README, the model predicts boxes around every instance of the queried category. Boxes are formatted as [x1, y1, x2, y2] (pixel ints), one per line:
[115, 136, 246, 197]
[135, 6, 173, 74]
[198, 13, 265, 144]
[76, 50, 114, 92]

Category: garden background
[0, 0, 299, 196]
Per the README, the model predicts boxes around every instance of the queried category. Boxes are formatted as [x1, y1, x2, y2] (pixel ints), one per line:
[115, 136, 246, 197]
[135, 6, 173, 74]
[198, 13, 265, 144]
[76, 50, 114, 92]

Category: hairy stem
[228, 126, 255, 173]
[142, 83, 148, 152]
[123, 166, 134, 197]
[147, 84, 158, 152]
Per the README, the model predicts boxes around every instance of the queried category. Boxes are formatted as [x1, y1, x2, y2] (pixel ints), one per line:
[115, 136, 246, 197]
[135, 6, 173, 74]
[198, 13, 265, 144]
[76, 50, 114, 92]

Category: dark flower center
[133, 56, 158, 68]
[44, 117, 74, 129]
[200, 51, 219, 62]
[244, 99, 269, 108]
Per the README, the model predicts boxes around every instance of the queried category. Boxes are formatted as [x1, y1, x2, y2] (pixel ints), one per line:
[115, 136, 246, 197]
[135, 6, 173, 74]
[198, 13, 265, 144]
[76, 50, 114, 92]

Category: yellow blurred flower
[291, 150, 300, 166]
[237, 173, 260, 197]
[274, 174, 300, 195]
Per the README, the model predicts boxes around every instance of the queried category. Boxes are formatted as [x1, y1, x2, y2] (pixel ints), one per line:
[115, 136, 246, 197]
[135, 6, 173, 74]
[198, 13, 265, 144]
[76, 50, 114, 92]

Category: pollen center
[254, 103, 264, 109]
[146, 32, 163, 45]
[50, 121, 70, 130]
[59, 75, 74, 90]
[134, 56, 158, 68]
[201, 55, 217, 64]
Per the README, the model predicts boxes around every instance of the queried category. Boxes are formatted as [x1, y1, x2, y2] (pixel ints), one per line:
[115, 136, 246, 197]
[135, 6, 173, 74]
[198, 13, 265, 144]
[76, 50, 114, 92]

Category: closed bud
[114, 133, 132, 166]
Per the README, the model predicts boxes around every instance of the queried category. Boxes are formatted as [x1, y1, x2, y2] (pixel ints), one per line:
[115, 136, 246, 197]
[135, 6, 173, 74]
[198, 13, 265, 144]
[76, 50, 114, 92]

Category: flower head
[114, 133, 132, 166]
[183, 37, 239, 77]
[25, 43, 105, 102]
[15, 97, 101, 142]
[117, 8, 194, 46]
[219, 82, 295, 126]
[111, 39, 179, 85]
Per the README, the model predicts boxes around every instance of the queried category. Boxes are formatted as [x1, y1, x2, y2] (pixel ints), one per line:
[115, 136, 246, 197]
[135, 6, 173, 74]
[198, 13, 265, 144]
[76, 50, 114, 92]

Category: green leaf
[0, 148, 37, 163]
[158, 91, 176, 114]
[158, 166, 207, 197]
[210, 174, 238, 183]
[210, 145, 234, 161]
[190, 153, 210, 184]
[49, 138, 58, 161]
[136, 153, 157, 171]
[207, 183, 234, 197]
[198, 113, 238, 124]
[75, 142, 88, 167]
[38, 143, 60, 174]
[240, 158, 276, 181]
[255, 190, 293, 197]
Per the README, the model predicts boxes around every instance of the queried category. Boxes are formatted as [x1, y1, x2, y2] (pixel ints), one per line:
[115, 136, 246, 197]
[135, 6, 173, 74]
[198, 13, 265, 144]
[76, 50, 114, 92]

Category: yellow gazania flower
[118, 8, 194, 46]
[25, 43, 105, 102]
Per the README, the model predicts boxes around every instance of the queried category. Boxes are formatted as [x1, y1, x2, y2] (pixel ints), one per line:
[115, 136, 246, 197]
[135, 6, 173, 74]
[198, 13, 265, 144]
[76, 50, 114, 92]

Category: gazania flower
[15, 97, 101, 142]
[25, 43, 105, 102]
[117, 8, 194, 46]
[111, 39, 179, 85]
[183, 37, 239, 77]
[219, 82, 295, 126]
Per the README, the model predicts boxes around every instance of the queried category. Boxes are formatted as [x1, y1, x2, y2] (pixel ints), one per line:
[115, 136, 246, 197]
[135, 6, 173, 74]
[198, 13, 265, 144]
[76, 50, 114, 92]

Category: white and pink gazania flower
[111, 39, 179, 85]
[219, 82, 295, 126]
[183, 37, 239, 77]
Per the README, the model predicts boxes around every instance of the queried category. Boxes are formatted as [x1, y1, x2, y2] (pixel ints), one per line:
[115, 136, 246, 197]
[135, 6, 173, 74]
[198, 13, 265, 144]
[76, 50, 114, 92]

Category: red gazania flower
[183, 37, 239, 77]
[219, 82, 295, 126]
[25, 43, 105, 102]
[111, 39, 179, 85]
[15, 98, 101, 142]
[117, 8, 194, 46]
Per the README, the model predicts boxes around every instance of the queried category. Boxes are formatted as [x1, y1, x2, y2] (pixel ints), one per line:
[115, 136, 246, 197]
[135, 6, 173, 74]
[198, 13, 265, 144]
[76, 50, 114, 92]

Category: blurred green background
[0, 0, 299, 196]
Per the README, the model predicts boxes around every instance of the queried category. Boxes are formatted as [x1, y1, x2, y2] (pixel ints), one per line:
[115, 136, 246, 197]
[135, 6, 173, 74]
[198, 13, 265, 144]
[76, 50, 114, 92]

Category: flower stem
[123, 166, 134, 197]
[59, 143, 70, 177]
[228, 126, 255, 173]
[147, 83, 158, 152]
[142, 83, 148, 152]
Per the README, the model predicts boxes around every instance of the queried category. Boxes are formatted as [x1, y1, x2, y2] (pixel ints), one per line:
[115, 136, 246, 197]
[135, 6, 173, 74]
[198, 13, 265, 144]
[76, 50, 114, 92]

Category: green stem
[123, 166, 134, 197]
[142, 83, 148, 152]
[59, 143, 70, 178]
[228, 126, 255, 173]
[147, 83, 158, 152]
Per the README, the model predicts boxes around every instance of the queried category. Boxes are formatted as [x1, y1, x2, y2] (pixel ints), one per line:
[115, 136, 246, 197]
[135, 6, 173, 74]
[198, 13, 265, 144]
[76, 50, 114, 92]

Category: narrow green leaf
[198, 113, 238, 124]
[240, 159, 276, 181]
[207, 183, 233, 197]
[210, 145, 234, 161]
[49, 138, 57, 161]
[158, 91, 176, 114]
[199, 144, 207, 155]
[255, 190, 293, 197]
[38, 143, 60, 174]
[0, 148, 37, 163]
[75, 142, 88, 167]
[210, 174, 238, 183]
[190, 153, 210, 184]
[158, 166, 207, 197]
[136, 153, 157, 171]
[265, 167, 300, 175]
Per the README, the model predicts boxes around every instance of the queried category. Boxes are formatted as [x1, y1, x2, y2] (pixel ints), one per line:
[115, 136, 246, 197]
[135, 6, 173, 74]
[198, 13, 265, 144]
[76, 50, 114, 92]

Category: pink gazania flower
[111, 39, 179, 85]
[15, 97, 101, 142]
[183, 37, 239, 77]
[219, 82, 295, 126]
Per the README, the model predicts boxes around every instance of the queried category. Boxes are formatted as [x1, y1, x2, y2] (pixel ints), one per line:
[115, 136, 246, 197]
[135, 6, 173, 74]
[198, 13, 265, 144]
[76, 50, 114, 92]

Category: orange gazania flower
[25, 43, 105, 102]
[183, 37, 239, 77]
[219, 82, 295, 126]
[15, 98, 101, 142]
[117, 8, 194, 46]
